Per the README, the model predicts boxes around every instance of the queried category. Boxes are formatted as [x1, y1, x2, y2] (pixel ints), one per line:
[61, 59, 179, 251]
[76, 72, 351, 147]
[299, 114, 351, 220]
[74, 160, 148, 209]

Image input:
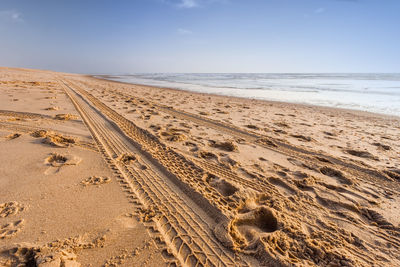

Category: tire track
[157, 107, 393, 184]
[60, 80, 253, 267]
[82, 81, 393, 185]
[66, 80, 241, 216]
[65, 77, 400, 266]
[70, 79, 386, 205]
[65, 79, 320, 214]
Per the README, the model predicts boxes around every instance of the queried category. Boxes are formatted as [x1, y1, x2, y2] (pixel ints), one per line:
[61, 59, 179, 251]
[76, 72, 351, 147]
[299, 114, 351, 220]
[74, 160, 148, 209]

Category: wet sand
[1, 67, 399, 266]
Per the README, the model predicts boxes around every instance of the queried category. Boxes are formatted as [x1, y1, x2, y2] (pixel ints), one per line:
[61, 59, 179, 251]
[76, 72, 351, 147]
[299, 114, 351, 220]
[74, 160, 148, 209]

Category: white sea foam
[100, 73, 400, 117]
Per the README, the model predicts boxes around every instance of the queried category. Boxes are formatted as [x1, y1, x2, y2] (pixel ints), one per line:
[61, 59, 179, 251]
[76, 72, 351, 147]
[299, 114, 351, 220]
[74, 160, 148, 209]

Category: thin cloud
[0, 10, 23, 22]
[177, 28, 193, 35]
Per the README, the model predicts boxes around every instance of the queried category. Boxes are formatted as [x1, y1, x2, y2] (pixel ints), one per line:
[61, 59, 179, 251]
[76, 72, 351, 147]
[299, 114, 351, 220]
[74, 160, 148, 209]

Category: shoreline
[91, 74, 400, 121]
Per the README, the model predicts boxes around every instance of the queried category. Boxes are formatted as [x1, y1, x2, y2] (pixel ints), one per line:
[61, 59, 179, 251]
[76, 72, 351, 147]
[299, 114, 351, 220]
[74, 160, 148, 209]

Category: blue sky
[0, 0, 399, 73]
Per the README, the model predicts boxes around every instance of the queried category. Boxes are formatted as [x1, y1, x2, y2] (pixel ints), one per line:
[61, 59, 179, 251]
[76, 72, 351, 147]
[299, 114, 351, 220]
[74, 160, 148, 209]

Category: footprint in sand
[44, 153, 81, 175]
[8, 243, 81, 266]
[81, 176, 111, 186]
[258, 138, 278, 148]
[319, 166, 354, 185]
[116, 153, 137, 164]
[0, 220, 24, 239]
[209, 140, 238, 152]
[345, 149, 379, 161]
[184, 141, 199, 152]
[0, 202, 24, 217]
[361, 208, 394, 228]
[228, 205, 279, 249]
[45, 153, 81, 167]
[198, 150, 219, 160]
[35, 249, 80, 266]
[159, 129, 187, 142]
[31, 130, 77, 148]
[204, 174, 239, 197]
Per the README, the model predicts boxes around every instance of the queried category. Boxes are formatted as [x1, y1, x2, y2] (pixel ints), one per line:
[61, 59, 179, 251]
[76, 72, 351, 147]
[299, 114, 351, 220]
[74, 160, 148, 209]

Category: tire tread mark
[85, 83, 392, 184]
[66, 80, 240, 217]
[60, 80, 251, 267]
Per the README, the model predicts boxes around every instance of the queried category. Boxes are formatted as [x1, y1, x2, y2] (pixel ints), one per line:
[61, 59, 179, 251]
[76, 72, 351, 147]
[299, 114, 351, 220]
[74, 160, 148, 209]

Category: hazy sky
[0, 0, 399, 73]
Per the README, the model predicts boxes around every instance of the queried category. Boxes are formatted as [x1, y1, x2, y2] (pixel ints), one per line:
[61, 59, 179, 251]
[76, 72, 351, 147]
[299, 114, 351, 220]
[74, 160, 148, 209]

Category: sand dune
[0, 67, 399, 266]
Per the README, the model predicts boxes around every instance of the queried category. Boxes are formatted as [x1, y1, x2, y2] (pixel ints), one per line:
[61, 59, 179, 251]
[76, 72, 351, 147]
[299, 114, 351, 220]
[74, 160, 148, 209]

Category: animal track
[0, 220, 24, 239]
[81, 176, 111, 186]
[0, 202, 24, 217]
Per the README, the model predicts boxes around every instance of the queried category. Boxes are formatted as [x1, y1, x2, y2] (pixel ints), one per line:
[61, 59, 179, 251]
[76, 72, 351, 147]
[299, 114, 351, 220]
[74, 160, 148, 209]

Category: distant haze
[1, 0, 399, 73]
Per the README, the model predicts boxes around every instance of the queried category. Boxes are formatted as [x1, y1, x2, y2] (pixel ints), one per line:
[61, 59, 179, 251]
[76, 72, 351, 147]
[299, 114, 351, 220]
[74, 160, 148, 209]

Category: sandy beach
[1, 67, 399, 266]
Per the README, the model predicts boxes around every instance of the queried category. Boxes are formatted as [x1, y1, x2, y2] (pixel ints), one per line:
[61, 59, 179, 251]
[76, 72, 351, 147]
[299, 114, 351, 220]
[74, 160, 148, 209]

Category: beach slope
[1, 67, 399, 266]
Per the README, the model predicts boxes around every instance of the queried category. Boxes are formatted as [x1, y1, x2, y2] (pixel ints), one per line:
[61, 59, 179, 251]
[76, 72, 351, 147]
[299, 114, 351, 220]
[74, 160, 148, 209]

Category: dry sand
[0, 67, 399, 266]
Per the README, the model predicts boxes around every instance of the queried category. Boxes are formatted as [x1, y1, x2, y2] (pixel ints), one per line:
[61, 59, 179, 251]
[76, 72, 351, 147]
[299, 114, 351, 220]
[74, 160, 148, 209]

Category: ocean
[100, 73, 400, 117]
